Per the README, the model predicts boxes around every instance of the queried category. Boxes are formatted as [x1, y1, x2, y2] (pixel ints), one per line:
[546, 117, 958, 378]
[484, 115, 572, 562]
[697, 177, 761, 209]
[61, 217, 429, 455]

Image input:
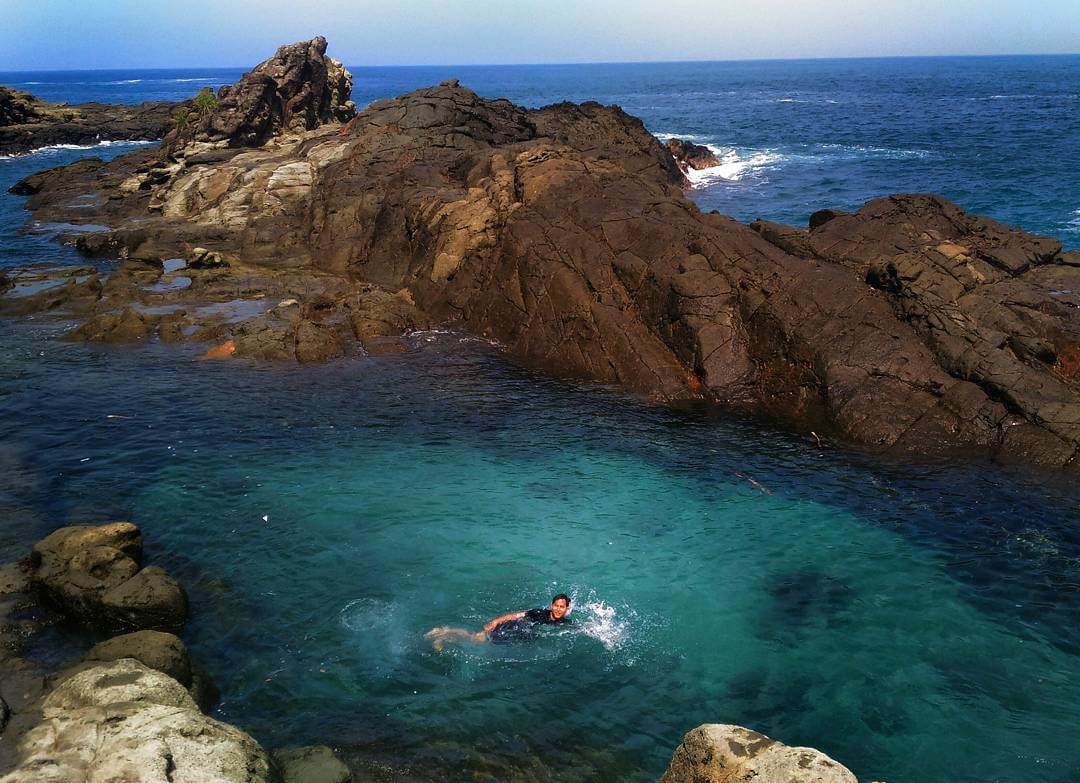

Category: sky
[2, 0, 1079, 70]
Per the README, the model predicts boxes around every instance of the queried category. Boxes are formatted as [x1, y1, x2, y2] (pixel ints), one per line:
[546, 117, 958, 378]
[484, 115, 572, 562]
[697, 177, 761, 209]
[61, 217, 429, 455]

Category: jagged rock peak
[177, 35, 356, 149]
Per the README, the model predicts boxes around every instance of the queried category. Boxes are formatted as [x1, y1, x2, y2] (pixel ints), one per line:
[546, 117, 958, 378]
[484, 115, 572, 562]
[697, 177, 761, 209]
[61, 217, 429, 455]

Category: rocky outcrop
[0, 85, 176, 156]
[82, 630, 192, 687]
[0, 659, 271, 783]
[666, 137, 722, 176]
[753, 195, 1080, 466]
[662, 724, 857, 783]
[8, 41, 1079, 470]
[28, 522, 188, 630]
[170, 36, 354, 150]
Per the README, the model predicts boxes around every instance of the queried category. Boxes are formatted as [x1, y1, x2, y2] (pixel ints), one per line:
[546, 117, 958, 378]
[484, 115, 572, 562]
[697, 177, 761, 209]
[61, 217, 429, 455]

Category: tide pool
[2, 58, 1080, 781]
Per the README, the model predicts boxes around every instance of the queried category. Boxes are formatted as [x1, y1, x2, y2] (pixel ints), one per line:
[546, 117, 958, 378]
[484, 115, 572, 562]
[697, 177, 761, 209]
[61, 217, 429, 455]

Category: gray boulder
[661, 724, 857, 783]
[274, 745, 352, 783]
[83, 630, 192, 687]
[80, 629, 219, 711]
[29, 522, 188, 630]
[0, 659, 271, 783]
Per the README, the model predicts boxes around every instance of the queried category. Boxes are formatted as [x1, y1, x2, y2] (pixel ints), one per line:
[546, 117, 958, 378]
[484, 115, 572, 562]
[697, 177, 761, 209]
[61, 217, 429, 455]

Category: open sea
[2, 57, 1079, 781]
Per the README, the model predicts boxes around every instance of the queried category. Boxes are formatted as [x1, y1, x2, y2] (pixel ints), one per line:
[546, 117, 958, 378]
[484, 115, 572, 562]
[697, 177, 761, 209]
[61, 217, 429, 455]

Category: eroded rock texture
[661, 724, 857, 783]
[171, 35, 355, 149]
[0, 660, 271, 783]
[28, 523, 188, 630]
[9, 41, 1079, 469]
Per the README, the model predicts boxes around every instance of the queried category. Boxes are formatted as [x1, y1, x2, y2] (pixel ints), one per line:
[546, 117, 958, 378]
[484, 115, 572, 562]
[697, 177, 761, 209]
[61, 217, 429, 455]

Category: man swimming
[425, 593, 571, 651]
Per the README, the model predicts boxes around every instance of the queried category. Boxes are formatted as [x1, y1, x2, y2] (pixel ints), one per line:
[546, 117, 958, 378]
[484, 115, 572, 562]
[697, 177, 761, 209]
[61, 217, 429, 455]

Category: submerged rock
[0, 659, 272, 783]
[28, 522, 188, 630]
[274, 745, 352, 783]
[661, 724, 857, 783]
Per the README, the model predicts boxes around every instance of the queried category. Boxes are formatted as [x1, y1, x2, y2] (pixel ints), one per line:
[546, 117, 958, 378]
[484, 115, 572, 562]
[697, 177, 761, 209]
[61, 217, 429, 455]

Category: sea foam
[0, 139, 155, 161]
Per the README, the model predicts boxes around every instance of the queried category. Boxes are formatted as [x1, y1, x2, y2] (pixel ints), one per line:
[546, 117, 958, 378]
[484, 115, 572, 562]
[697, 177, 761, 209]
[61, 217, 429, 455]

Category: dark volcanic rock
[666, 137, 722, 176]
[0, 85, 176, 156]
[789, 194, 1080, 466]
[29, 522, 188, 630]
[175, 36, 355, 149]
[10, 41, 1079, 470]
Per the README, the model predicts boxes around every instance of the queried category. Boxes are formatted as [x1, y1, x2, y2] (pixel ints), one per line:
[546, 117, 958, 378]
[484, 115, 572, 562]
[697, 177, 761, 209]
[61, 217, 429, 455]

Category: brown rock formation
[28, 522, 188, 630]
[754, 195, 1080, 465]
[666, 137, 722, 176]
[170, 36, 355, 150]
[7, 40, 1079, 470]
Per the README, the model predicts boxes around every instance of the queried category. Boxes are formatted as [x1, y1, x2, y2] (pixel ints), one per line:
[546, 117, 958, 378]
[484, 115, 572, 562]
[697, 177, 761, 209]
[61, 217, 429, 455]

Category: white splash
[0, 139, 155, 161]
[1065, 208, 1080, 235]
[652, 131, 707, 143]
[686, 144, 784, 185]
[572, 598, 631, 651]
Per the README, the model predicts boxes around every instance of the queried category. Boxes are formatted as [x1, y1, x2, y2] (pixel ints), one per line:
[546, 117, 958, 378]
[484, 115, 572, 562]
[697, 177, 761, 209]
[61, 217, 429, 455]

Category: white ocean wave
[652, 130, 707, 143]
[686, 144, 784, 185]
[105, 79, 143, 85]
[0, 139, 155, 161]
[815, 142, 931, 160]
[1064, 208, 1080, 234]
[172, 77, 216, 83]
[773, 97, 838, 104]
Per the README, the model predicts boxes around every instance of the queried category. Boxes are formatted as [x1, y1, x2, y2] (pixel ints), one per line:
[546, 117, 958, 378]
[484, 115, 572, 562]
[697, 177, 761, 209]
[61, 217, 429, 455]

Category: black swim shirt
[524, 608, 567, 624]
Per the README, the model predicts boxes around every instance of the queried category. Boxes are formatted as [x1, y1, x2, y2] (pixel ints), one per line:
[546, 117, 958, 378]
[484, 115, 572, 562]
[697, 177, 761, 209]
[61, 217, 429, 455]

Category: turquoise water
[2, 59, 1080, 781]
[2, 311, 1079, 781]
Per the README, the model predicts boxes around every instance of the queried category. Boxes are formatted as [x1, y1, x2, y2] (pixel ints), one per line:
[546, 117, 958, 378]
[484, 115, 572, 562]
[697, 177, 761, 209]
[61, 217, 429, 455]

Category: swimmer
[425, 593, 571, 651]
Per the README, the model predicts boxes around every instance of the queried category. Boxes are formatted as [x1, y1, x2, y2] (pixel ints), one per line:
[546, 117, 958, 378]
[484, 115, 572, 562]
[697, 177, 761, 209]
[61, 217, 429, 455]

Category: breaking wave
[686, 144, 785, 185]
[0, 139, 155, 161]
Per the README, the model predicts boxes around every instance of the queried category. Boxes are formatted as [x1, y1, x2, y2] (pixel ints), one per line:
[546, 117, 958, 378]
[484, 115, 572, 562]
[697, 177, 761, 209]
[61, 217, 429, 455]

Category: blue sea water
[1, 57, 1080, 782]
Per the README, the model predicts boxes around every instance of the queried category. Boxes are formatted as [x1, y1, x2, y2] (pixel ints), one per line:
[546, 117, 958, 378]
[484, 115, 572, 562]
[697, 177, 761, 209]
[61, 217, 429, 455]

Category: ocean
[1, 56, 1079, 782]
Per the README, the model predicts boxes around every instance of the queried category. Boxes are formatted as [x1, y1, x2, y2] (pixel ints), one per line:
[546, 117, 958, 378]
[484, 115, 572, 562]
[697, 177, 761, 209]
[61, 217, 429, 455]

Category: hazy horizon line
[2, 50, 1078, 75]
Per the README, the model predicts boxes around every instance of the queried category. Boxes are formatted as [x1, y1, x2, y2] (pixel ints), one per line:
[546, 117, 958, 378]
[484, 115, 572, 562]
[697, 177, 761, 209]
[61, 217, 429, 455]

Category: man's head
[550, 593, 570, 620]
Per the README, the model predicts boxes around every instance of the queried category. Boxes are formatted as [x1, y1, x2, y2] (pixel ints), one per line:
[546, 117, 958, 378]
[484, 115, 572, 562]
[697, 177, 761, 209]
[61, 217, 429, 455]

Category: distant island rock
[5, 37, 1078, 471]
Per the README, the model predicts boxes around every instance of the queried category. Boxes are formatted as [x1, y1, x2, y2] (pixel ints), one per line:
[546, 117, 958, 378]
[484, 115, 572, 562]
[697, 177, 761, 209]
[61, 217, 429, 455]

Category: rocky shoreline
[0, 86, 177, 157]
[0, 522, 857, 782]
[3, 36, 1077, 471]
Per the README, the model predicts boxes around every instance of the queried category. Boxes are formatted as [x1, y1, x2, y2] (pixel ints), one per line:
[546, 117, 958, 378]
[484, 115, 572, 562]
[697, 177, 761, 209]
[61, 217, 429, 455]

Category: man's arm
[483, 611, 526, 634]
